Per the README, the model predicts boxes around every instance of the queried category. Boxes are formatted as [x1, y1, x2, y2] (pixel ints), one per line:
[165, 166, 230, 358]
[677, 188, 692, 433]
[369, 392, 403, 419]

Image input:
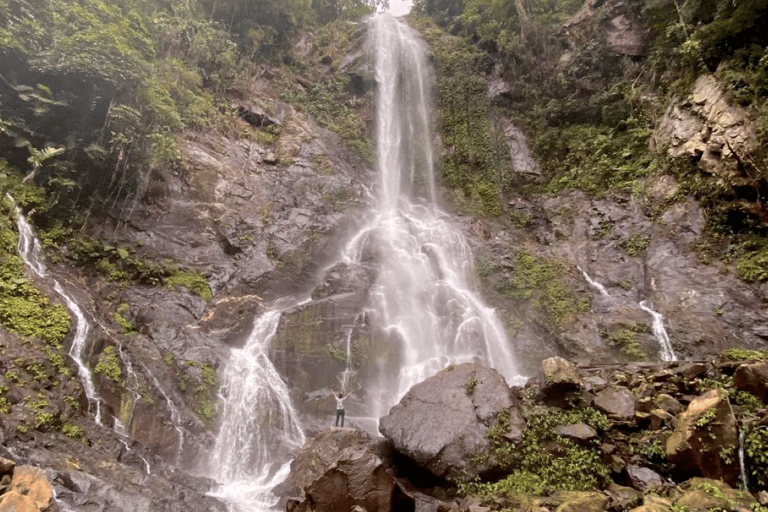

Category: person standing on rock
[335, 391, 352, 427]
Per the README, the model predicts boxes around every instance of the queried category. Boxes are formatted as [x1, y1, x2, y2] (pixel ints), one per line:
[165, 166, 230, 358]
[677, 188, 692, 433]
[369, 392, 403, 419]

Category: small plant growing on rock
[94, 346, 122, 383]
[465, 375, 478, 395]
[62, 423, 85, 439]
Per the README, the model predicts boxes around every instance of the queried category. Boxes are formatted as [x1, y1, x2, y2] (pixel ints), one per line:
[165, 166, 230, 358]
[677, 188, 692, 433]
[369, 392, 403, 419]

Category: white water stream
[209, 309, 306, 511]
[578, 265, 677, 362]
[345, 13, 523, 419]
[208, 14, 524, 510]
[12, 201, 103, 424]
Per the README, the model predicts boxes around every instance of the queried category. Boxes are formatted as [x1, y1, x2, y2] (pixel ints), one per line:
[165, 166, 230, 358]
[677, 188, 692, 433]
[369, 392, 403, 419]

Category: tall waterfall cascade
[208, 14, 524, 510]
[349, 14, 524, 418]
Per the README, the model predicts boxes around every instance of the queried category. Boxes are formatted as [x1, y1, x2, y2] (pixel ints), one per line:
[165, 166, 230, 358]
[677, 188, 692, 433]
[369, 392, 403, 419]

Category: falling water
[639, 301, 677, 362]
[343, 14, 523, 419]
[209, 310, 305, 511]
[143, 363, 186, 464]
[12, 202, 103, 424]
[739, 429, 749, 492]
[578, 266, 609, 297]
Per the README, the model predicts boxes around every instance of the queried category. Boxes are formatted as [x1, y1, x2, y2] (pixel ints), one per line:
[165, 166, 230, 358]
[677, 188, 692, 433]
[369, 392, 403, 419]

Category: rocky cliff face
[0, 1, 767, 510]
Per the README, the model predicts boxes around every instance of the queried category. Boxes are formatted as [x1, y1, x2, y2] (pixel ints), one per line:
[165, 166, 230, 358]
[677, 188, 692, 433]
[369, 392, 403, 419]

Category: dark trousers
[335, 409, 345, 427]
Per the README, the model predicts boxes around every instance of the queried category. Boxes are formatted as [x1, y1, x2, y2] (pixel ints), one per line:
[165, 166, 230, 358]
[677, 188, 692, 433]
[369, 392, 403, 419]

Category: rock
[555, 423, 597, 443]
[733, 362, 768, 403]
[302, 446, 411, 512]
[675, 478, 755, 510]
[655, 394, 684, 415]
[0, 457, 14, 477]
[626, 465, 664, 493]
[0, 491, 40, 512]
[541, 357, 582, 400]
[630, 495, 674, 512]
[552, 491, 608, 512]
[605, 483, 642, 510]
[666, 388, 739, 485]
[649, 409, 674, 430]
[593, 386, 636, 419]
[758, 490, 768, 506]
[379, 363, 513, 481]
[0, 465, 56, 512]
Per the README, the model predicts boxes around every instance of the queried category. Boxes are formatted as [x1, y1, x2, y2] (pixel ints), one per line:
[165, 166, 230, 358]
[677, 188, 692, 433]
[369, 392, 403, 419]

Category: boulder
[541, 357, 582, 400]
[626, 465, 664, 493]
[281, 428, 410, 512]
[666, 388, 739, 485]
[733, 362, 768, 403]
[593, 386, 636, 419]
[379, 363, 513, 481]
[555, 423, 597, 443]
[0, 465, 57, 512]
[551, 491, 608, 512]
[675, 478, 755, 510]
[655, 394, 684, 415]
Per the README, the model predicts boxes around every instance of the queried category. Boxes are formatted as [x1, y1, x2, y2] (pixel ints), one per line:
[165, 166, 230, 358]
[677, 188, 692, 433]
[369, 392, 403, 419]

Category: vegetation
[486, 249, 588, 329]
[94, 345, 123, 383]
[463, 406, 610, 496]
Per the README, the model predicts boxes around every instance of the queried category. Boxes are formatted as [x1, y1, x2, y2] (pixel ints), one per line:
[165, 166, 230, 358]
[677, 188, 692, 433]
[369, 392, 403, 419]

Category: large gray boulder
[379, 363, 514, 481]
[280, 428, 410, 512]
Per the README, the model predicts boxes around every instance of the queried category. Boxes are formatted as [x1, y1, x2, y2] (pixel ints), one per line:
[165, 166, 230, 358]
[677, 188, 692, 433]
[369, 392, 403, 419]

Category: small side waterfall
[578, 266, 609, 297]
[639, 301, 677, 362]
[738, 429, 749, 492]
[209, 310, 305, 511]
[579, 267, 677, 362]
[13, 203, 103, 423]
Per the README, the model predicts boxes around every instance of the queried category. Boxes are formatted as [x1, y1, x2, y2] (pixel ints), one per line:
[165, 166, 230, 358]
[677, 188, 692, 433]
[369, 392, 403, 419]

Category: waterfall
[209, 310, 305, 511]
[348, 14, 523, 419]
[738, 429, 749, 492]
[12, 202, 103, 424]
[578, 266, 609, 296]
[639, 301, 677, 362]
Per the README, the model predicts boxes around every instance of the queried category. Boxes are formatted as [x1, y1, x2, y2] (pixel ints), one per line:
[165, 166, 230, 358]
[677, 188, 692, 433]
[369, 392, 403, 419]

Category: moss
[464, 407, 610, 498]
[600, 324, 648, 360]
[720, 347, 768, 362]
[326, 344, 348, 364]
[113, 303, 135, 334]
[164, 270, 212, 301]
[94, 346, 122, 383]
[0, 174, 71, 347]
[494, 250, 584, 329]
[734, 236, 768, 282]
[623, 233, 651, 257]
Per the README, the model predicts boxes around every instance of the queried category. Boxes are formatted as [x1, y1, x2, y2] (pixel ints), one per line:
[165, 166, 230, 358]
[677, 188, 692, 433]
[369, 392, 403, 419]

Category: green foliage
[465, 374, 478, 394]
[734, 236, 768, 282]
[599, 324, 648, 360]
[287, 76, 372, 163]
[623, 233, 651, 257]
[113, 303, 136, 334]
[94, 346, 122, 383]
[62, 423, 85, 439]
[466, 407, 610, 498]
[0, 175, 72, 346]
[177, 359, 219, 424]
[538, 121, 655, 198]
[419, 22, 509, 216]
[326, 344, 349, 364]
[164, 270, 212, 301]
[493, 249, 585, 328]
[720, 347, 768, 362]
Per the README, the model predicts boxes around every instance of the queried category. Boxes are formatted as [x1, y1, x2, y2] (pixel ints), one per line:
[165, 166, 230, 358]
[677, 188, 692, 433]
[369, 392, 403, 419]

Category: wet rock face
[379, 363, 513, 481]
[733, 362, 768, 403]
[666, 388, 739, 485]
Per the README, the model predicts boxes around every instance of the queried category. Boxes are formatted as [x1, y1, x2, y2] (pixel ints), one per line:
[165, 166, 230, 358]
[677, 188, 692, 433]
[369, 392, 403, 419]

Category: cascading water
[209, 309, 306, 511]
[12, 201, 103, 424]
[346, 14, 523, 419]
[639, 301, 677, 362]
[578, 266, 678, 362]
